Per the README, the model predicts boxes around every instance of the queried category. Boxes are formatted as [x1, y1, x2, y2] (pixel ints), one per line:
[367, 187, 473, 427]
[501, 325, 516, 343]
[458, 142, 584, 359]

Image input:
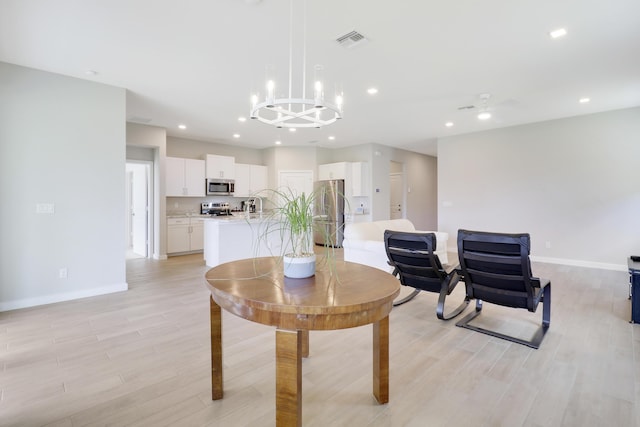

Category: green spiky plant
[252, 185, 347, 268]
[276, 189, 315, 257]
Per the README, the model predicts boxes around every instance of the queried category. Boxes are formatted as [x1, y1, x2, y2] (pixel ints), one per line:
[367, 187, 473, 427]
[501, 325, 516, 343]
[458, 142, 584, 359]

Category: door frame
[126, 160, 153, 258]
[389, 171, 404, 220]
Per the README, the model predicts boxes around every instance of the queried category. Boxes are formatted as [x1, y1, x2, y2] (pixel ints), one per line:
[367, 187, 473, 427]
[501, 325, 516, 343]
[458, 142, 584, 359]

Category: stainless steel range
[201, 202, 232, 216]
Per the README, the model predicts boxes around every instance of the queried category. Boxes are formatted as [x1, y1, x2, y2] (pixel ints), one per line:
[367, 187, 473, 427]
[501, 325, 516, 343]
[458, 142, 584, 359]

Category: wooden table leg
[301, 330, 309, 358]
[372, 315, 389, 404]
[211, 296, 223, 400]
[276, 329, 302, 427]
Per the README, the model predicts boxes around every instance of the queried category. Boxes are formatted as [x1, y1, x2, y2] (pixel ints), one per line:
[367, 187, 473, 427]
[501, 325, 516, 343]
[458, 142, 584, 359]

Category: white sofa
[342, 219, 449, 273]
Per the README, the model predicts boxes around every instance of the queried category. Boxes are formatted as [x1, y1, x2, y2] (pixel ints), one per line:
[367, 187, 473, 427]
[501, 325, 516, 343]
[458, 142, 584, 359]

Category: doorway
[125, 161, 152, 259]
[389, 161, 404, 220]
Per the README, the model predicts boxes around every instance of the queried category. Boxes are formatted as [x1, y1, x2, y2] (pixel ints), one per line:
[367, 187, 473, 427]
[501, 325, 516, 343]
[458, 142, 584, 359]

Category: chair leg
[393, 289, 421, 307]
[455, 297, 549, 349]
[542, 283, 551, 328]
[436, 274, 470, 320]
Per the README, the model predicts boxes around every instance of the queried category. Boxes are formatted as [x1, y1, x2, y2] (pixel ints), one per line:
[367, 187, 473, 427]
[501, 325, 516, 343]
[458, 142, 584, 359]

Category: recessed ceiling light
[579, 97, 590, 104]
[445, 122, 454, 127]
[238, 116, 247, 122]
[328, 136, 335, 140]
[178, 124, 187, 130]
[275, 140, 282, 145]
[550, 28, 567, 39]
[85, 69, 98, 76]
[477, 112, 491, 120]
[367, 88, 378, 95]
[233, 133, 240, 138]
[289, 128, 296, 132]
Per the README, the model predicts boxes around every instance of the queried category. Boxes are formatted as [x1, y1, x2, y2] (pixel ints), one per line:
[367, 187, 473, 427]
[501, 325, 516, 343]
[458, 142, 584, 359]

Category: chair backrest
[384, 230, 446, 293]
[457, 229, 538, 311]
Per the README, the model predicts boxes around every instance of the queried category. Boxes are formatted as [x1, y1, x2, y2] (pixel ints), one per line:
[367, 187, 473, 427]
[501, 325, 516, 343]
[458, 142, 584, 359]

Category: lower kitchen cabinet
[190, 218, 204, 251]
[167, 217, 205, 254]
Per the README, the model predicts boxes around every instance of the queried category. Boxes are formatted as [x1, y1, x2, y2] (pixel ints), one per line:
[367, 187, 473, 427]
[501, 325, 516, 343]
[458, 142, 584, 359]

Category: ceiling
[1, 0, 639, 156]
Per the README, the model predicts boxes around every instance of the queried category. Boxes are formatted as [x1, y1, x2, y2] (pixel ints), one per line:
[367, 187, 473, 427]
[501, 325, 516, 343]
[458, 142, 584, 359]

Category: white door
[127, 162, 150, 257]
[390, 173, 403, 219]
[278, 170, 314, 197]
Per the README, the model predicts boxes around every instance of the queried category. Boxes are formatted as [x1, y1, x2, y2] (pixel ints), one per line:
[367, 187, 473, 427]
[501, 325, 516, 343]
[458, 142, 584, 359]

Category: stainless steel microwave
[206, 178, 234, 195]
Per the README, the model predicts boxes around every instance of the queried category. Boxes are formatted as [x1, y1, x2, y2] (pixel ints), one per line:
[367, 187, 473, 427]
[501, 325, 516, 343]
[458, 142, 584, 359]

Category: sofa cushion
[343, 219, 449, 268]
[344, 219, 416, 242]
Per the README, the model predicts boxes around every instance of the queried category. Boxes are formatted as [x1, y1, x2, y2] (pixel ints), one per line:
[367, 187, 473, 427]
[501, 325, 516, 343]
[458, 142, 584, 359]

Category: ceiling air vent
[336, 30, 368, 48]
[457, 105, 476, 111]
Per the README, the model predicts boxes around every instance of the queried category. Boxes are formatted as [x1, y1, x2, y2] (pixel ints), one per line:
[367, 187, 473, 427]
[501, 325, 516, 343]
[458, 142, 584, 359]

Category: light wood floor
[1, 253, 637, 426]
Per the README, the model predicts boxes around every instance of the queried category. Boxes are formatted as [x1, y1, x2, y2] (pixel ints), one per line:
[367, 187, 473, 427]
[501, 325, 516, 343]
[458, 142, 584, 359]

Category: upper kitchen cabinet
[351, 162, 368, 197]
[166, 157, 205, 197]
[205, 154, 235, 179]
[318, 161, 368, 196]
[318, 162, 348, 181]
[234, 163, 268, 197]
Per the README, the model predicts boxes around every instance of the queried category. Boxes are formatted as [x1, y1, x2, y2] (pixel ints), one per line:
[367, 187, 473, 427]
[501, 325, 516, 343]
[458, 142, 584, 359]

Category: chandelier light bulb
[314, 81, 324, 108]
[265, 81, 275, 108]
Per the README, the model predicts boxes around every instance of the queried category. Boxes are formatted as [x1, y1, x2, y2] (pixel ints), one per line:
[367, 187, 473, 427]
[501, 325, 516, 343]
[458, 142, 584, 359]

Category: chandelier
[250, 0, 343, 129]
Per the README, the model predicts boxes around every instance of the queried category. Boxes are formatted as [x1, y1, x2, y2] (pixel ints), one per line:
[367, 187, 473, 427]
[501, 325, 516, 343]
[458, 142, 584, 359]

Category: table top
[205, 256, 400, 331]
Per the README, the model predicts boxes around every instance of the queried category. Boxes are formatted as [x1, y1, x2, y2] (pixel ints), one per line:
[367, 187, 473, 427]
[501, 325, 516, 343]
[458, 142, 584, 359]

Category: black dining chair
[384, 230, 469, 320]
[455, 229, 551, 349]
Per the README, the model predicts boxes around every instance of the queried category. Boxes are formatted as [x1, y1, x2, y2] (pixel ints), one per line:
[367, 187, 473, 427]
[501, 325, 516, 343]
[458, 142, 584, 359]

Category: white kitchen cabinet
[318, 161, 368, 195]
[190, 217, 205, 251]
[205, 154, 235, 179]
[166, 157, 205, 197]
[167, 217, 191, 253]
[167, 217, 205, 254]
[318, 162, 348, 181]
[351, 162, 368, 196]
[233, 164, 250, 197]
[234, 163, 268, 197]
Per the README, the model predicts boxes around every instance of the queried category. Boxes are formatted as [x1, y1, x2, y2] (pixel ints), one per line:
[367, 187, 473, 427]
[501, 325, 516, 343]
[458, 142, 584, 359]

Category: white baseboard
[530, 256, 627, 272]
[447, 249, 627, 272]
[0, 282, 129, 312]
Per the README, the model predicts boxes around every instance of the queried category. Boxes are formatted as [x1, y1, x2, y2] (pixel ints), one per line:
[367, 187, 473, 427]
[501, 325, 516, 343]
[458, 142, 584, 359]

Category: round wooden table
[205, 256, 400, 427]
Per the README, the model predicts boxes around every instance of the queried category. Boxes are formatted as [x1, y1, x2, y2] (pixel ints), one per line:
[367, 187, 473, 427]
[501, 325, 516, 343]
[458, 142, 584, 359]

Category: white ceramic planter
[283, 253, 316, 279]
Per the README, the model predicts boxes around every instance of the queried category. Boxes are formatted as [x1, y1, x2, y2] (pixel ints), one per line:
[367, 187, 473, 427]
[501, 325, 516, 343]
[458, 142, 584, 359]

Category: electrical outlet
[59, 267, 68, 279]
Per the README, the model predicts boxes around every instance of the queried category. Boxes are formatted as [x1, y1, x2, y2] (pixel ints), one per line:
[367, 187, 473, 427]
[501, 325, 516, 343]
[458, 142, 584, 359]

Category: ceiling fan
[457, 93, 517, 120]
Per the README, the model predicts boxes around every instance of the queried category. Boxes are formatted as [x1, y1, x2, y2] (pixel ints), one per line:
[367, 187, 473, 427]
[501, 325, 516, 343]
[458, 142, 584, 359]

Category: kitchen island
[203, 214, 288, 267]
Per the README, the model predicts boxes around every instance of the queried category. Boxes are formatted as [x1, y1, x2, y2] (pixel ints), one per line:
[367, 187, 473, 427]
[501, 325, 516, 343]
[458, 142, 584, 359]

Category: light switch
[36, 203, 55, 214]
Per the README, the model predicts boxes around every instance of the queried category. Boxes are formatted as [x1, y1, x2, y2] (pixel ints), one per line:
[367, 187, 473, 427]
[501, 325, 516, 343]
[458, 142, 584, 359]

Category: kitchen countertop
[168, 212, 272, 221]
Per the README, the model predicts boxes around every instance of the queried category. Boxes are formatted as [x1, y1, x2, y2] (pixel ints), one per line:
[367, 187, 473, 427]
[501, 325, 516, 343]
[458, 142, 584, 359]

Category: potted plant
[256, 186, 344, 279]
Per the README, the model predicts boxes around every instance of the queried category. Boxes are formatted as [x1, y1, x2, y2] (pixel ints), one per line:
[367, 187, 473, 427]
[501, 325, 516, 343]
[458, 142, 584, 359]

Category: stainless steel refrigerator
[313, 179, 345, 247]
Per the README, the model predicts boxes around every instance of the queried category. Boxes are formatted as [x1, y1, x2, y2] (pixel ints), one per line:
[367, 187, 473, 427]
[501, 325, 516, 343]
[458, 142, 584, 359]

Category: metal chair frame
[385, 230, 469, 320]
[455, 229, 551, 349]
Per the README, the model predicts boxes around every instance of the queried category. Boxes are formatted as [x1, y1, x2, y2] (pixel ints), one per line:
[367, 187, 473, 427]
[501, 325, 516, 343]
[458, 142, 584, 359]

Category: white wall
[438, 107, 640, 270]
[263, 146, 320, 190]
[0, 62, 127, 311]
[167, 136, 263, 164]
